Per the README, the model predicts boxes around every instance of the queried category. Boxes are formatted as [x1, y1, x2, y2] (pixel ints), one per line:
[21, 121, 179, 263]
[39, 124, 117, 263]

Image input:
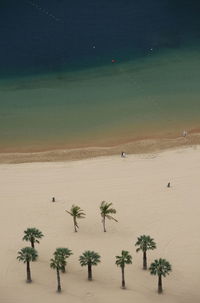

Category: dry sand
[0, 146, 200, 303]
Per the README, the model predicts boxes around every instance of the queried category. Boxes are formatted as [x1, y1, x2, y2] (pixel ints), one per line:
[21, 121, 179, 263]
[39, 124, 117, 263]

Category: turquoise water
[0, 46, 200, 152]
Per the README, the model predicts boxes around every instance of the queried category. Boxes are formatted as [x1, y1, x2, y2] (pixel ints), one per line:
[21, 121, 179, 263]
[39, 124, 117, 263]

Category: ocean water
[0, 1, 200, 152]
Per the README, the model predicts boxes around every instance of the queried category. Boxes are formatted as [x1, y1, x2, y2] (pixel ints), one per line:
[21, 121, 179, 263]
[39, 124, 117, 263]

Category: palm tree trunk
[56, 268, 61, 292]
[158, 275, 163, 293]
[121, 266, 126, 289]
[103, 216, 106, 232]
[26, 261, 32, 283]
[31, 239, 34, 248]
[143, 250, 147, 270]
[88, 264, 92, 280]
[73, 217, 77, 232]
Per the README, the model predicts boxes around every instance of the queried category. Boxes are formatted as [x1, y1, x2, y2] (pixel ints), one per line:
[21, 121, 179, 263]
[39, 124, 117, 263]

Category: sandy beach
[0, 146, 200, 303]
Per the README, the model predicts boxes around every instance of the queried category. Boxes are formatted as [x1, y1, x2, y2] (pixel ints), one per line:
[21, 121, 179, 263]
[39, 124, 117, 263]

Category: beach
[1, 146, 200, 303]
[1, 2, 200, 301]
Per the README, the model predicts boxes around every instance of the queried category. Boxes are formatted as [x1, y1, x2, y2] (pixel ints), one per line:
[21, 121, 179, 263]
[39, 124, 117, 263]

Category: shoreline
[1, 132, 200, 164]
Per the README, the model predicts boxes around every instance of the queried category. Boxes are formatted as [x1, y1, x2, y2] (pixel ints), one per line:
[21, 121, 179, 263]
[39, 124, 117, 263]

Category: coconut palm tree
[79, 250, 101, 280]
[65, 205, 85, 232]
[100, 201, 118, 232]
[149, 258, 172, 293]
[115, 250, 132, 289]
[54, 248, 73, 273]
[50, 255, 66, 292]
[17, 247, 38, 283]
[135, 235, 156, 270]
[23, 228, 44, 248]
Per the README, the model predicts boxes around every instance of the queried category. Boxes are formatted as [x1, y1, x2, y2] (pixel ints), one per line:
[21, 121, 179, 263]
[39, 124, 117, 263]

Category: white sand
[1, 147, 200, 303]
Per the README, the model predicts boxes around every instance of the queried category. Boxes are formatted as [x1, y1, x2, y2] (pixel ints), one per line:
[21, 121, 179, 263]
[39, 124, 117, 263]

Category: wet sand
[0, 132, 200, 164]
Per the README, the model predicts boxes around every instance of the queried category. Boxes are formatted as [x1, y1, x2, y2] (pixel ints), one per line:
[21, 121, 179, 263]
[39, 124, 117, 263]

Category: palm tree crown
[115, 250, 132, 267]
[54, 248, 73, 259]
[100, 201, 118, 232]
[50, 256, 65, 271]
[135, 235, 156, 252]
[65, 205, 85, 232]
[150, 258, 171, 277]
[79, 251, 101, 266]
[54, 248, 73, 273]
[100, 201, 117, 219]
[23, 228, 44, 248]
[66, 205, 85, 219]
[17, 247, 38, 263]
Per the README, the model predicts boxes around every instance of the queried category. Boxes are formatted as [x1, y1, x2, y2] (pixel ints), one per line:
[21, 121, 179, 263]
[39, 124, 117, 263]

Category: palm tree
[79, 250, 101, 280]
[54, 248, 73, 273]
[149, 258, 172, 293]
[50, 255, 66, 292]
[135, 235, 156, 270]
[17, 247, 38, 283]
[65, 205, 85, 232]
[23, 228, 44, 248]
[100, 201, 118, 232]
[115, 250, 132, 289]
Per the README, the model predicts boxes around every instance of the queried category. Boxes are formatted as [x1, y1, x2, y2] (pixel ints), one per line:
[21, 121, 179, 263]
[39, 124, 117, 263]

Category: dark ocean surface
[1, 0, 200, 76]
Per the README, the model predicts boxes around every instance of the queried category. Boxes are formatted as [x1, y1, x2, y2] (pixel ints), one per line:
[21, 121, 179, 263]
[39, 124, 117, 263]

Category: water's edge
[0, 133, 199, 164]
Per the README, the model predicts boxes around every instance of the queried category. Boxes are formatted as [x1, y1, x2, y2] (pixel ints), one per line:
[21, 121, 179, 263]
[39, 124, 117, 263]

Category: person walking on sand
[52, 197, 55, 202]
[121, 152, 126, 158]
[167, 182, 170, 188]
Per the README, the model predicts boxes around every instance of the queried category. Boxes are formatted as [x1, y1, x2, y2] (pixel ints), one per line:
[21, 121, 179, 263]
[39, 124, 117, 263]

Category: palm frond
[77, 212, 86, 219]
[107, 208, 117, 214]
[105, 215, 118, 222]
[65, 210, 73, 215]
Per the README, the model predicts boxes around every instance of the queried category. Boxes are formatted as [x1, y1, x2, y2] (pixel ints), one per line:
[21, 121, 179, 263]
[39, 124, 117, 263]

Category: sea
[0, 0, 200, 152]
